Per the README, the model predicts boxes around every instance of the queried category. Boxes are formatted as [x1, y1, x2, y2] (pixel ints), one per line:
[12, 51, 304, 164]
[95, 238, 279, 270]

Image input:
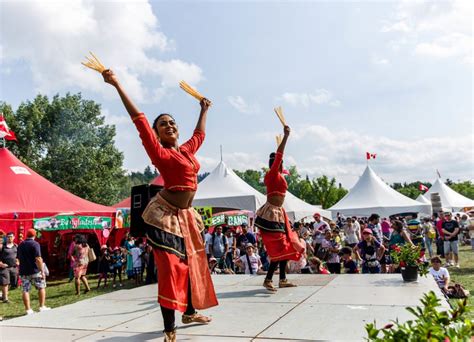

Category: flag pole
[220, 145, 223, 162]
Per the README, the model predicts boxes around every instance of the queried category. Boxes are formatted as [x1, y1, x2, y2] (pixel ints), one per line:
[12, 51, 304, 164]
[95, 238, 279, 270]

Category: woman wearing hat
[255, 125, 304, 292]
[102, 69, 217, 341]
[353, 228, 386, 274]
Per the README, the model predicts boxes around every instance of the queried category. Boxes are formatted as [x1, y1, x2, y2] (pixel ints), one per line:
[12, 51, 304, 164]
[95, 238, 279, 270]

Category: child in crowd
[130, 241, 143, 285]
[111, 247, 124, 288]
[428, 256, 450, 294]
[354, 228, 386, 274]
[97, 245, 111, 288]
[307, 257, 330, 274]
[236, 243, 263, 275]
[322, 230, 341, 274]
[340, 247, 359, 274]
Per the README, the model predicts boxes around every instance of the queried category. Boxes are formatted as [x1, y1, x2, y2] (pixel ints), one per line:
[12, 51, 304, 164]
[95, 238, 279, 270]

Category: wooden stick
[179, 81, 205, 101]
[81, 52, 106, 73]
[276, 134, 283, 146]
[274, 106, 287, 126]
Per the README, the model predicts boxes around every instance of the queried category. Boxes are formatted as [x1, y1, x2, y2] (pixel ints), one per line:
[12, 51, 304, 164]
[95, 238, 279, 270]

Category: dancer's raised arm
[277, 125, 290, 154]
[102, 70, 141, 120]
[195, 98, 211, 133]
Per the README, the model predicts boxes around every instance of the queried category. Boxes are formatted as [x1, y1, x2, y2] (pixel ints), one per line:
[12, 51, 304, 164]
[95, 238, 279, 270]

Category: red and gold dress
[255, 151, 304, 261]
[132, 113, 218, 312]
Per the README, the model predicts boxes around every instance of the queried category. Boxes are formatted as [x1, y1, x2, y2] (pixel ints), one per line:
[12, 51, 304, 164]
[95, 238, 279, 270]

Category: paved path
[1, 274, 448, 341]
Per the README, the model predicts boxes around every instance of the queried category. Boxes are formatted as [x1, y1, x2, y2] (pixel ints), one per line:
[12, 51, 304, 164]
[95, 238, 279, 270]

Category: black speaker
[130, 184, 163, 238]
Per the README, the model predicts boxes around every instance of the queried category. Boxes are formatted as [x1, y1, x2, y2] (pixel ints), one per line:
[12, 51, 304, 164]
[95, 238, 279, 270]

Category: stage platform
[1, 274, 448, 341]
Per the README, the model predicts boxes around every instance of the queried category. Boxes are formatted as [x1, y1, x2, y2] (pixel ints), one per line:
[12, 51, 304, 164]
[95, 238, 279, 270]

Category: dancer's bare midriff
[267, 194, 285, 208]
[160, 189, 196, 209]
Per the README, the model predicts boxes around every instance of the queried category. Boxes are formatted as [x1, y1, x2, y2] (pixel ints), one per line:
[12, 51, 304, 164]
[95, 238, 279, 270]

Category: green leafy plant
[390, 243, 429, 276]
[366, 291, 473, 341]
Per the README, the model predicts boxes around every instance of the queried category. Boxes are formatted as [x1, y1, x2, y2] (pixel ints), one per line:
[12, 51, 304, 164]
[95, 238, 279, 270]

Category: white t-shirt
[344, 224, 359, 245]
[429, 267, 449, 288]
[131, 247, 142, 268]
[239, 253, 260, 274]
[313, 221, 329, 243]
[204, 233, 212, 254]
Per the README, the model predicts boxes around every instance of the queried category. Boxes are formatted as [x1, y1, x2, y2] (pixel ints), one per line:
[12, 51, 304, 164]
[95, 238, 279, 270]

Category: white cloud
[0, 0, 203, 102]
[279, 89, 340, 107]
[227, 96, 260, 114]
[101, 108, 129, 126]
[382, 0, 472, 64]
[371, 55, 390, 66]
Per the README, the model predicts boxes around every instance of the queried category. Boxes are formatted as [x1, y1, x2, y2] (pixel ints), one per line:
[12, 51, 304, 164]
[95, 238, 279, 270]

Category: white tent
[329, 166, 431, 217]
[193, 161, 266, 211]
[425, 178, 474, 211]
[416, 194, 431, 205]
[284, 191, 332, 221]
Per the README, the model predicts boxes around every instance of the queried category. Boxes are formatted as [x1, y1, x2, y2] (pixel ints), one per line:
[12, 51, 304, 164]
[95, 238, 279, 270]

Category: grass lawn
[448, 245, 474, 321]
[1, 273, 148, 320]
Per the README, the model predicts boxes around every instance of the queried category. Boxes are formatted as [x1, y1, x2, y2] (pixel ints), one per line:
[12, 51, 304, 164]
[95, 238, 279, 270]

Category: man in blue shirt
[17, 229, 50, 315]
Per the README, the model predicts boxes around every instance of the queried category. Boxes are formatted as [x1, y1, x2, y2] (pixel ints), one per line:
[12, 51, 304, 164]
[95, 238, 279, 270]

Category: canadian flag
[366, 152, 376, 160]
[0, 114, 17, 141]
[419, 184, 429, 192]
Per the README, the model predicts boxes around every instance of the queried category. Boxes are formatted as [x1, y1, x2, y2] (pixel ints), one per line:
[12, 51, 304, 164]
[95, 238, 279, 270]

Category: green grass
[448, 245, 474, 320]
[1, 273, 146, 320]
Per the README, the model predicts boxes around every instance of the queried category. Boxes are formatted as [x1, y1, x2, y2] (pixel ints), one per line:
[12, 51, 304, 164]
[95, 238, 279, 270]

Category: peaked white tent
[425, 178, 474, 211]
[193, 161, 266, 211]
[284, 191, 332, 221]
[416, 194, 431, 205]
[329, 166, 431, 217]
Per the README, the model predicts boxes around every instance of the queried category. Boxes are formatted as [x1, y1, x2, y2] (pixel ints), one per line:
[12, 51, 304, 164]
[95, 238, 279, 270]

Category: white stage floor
[1, 274, 448, 341]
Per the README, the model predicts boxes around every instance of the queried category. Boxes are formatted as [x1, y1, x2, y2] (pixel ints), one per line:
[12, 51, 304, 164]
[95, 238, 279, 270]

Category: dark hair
[152, 113, 175, 134]
[269, 152, 276, 168]
[431, 256, 442, 263]
[76, 234, 87, 247]
[341, 247, 352, 255]
[368, 214, 380, 222]
[392, 220, 404, 232]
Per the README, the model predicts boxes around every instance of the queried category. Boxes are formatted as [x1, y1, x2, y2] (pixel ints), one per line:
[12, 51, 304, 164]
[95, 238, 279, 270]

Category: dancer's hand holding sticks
[180, 81, 210, 103]
[81, 52, 107, 73]
[274, 106, 287, 127]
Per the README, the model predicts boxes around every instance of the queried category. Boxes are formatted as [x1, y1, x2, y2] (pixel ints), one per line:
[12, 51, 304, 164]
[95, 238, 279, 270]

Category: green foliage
[392, 180, 473, 200]
[312, 175, 348, 209]
[117, 166, 159, 201]
[234, 169, 266, 194]
[365, 291, 474, 342]
[450, 181, 474, 200]
[1, 94, 126, 206]
[366, 291, 473, 341]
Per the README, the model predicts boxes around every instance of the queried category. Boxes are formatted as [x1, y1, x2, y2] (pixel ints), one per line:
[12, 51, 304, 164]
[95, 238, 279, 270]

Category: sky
[0, 0, 472, 189]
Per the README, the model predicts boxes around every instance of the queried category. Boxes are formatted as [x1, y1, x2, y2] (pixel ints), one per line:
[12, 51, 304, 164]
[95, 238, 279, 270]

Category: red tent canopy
[112, 175, 164, 208]
[0, 147, 116, 243]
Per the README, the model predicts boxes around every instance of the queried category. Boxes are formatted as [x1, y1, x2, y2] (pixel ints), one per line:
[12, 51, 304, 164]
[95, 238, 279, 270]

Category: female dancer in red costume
[102, 70, 217, 342]
[255, 125, 305, 292]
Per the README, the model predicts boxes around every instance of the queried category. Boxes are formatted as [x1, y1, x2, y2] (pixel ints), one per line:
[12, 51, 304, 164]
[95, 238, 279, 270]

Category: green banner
[211, 214, 225, 226]
[33, 216, 112, 231]
[195, 206, 213, 226]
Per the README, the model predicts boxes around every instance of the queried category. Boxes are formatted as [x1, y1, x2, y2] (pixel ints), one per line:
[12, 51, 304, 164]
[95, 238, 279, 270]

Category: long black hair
[269, 152, 276, 168]
[152, 113, 175, 134]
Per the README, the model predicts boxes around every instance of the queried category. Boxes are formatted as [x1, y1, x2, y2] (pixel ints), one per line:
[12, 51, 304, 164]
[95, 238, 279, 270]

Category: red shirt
[264, 152, 287, 196]
[133, 114, 204, 191]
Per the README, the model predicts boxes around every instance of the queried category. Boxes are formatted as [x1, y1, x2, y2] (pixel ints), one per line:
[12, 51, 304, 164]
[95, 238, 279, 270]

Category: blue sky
[1, 0, 472, 188]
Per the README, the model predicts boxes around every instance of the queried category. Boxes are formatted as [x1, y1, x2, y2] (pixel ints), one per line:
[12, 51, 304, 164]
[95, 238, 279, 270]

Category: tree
[1, 94, 126, 205]
[234, 169, 265, 194]
[312, 175, 348, 209]
[450, 181, 474, 200]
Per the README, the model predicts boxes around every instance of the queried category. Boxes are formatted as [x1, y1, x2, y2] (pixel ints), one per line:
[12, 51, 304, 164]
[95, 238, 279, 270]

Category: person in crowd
[422, 217, 436, 258]
[236, 223, 256, 256]
[124, 235, 135, 279]
[459, 214, 470, 245]
[442, 212, 460, 268]
[341, 247, 359, 274]
[367, 214, 382, 242]
[111, 247, 124, 288]
[428, 256, 450, 294]
[209, 225, 228, 271]
[307, 257, 330, 274]
[17, 229, 50, 315]
[288, 237, 307, 274]
[434, 212, 445, 258]
[353, 228, 385, 274]
[312, 213, 329, 254]
[224, 227, 236, 273]
[0, 232, 18, 303]
[469, 212, 474, 251]
[67, 236, 77, 282]
[72, 235, 91, 295]
[406, 214, 424, 247]
[343, 218, 360, 248]
[144, 244, 157, 284]
[381, 217, 391, 242]
[257, 236, 270, 272]
[236, 243, 263, 275]
[254, 124, 304, 293]
[97, 245, 111, 288]
[130, 241, 143, 285]
[321, 230, 341, 274]
[389, 220, 413, 248]
[102, 69, 216, 341]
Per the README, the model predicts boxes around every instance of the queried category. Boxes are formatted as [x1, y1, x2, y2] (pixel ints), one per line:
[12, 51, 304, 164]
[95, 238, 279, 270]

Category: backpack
[316, 246, 329, 261]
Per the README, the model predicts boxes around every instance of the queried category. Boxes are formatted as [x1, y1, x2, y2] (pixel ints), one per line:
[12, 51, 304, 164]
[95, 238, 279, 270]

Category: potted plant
[390, 244, 428, 282]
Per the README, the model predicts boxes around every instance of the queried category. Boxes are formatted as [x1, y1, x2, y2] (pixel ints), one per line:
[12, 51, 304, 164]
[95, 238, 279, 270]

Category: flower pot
[401, 265, 418, 282]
